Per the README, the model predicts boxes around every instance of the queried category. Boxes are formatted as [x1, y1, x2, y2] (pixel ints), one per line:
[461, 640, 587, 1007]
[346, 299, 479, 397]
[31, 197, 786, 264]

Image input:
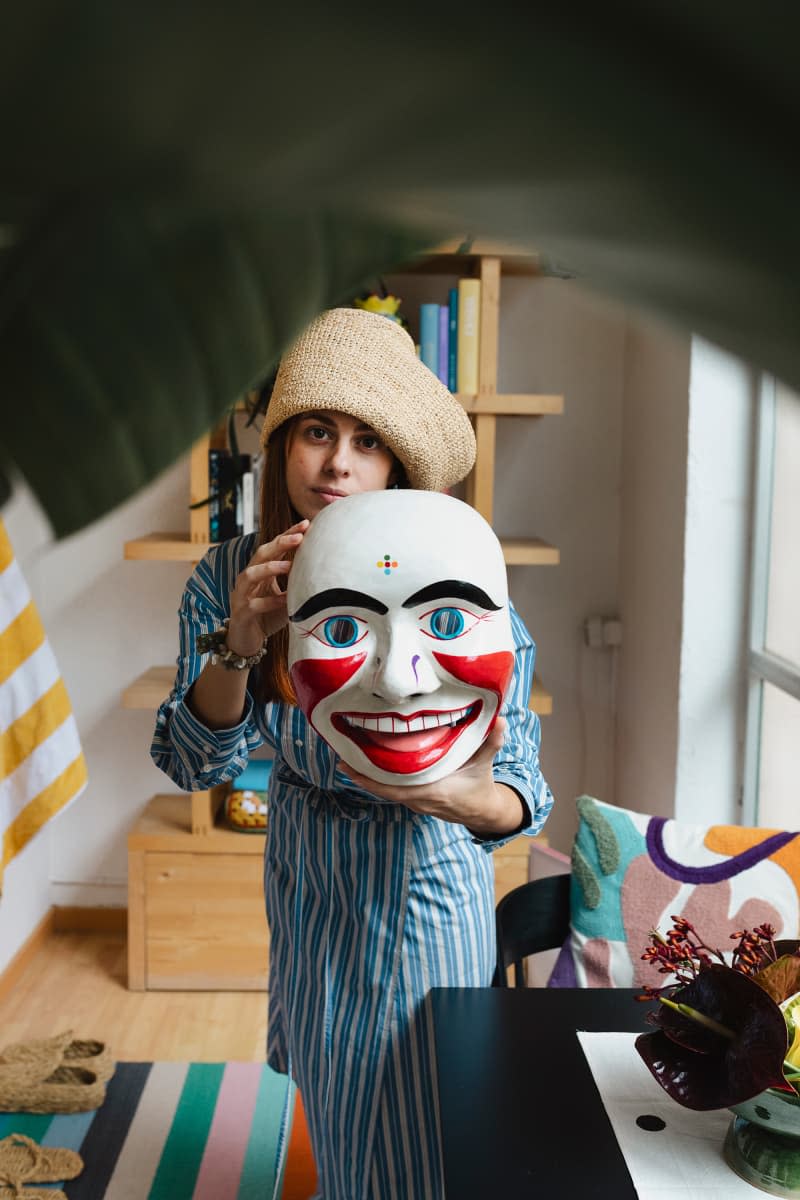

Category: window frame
[741, 374, 800, 824]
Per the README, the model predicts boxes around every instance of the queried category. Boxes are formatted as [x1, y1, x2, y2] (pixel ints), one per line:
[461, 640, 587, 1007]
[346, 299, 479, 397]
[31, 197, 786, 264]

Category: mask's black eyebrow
[402, 580, 502, 611]
[290, 588, 389, 622]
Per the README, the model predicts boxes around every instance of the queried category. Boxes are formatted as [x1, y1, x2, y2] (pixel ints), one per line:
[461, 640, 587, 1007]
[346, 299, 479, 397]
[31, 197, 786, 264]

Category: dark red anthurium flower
[635, 964, 788, 1110]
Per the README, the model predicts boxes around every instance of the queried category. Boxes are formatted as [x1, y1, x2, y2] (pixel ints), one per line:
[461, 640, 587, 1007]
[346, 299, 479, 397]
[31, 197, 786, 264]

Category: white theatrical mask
[287, 489, 514, 786]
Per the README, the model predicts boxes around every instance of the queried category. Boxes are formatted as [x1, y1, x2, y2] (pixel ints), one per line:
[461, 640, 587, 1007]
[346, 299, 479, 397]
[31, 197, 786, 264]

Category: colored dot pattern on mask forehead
[376, 554, 399, 575]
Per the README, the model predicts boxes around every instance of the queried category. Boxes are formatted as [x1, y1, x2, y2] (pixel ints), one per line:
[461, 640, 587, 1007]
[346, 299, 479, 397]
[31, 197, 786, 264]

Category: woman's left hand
[339, 716, 525, 838]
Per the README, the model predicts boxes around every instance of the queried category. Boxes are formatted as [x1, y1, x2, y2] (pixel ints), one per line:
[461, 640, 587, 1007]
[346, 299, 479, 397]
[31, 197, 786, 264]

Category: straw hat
[260, 307, 476, 492]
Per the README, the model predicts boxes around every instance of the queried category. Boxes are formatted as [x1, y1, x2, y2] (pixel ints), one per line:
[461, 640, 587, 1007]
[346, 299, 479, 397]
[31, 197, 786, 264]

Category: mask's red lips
[331, 702, 482, 774]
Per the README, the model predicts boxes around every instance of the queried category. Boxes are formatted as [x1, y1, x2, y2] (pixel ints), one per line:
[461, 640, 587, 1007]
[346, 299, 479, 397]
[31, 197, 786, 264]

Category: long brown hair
[252, 420, 300, 705]
[251, 416, 408, 706]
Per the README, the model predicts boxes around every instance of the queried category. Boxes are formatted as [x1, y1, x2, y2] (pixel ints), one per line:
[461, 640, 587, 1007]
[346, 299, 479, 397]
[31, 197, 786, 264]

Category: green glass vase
[725, 1088, 800, 1197]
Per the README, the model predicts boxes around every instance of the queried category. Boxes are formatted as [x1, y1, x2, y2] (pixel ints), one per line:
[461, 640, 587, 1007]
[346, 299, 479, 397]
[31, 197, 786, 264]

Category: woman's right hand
[225, 519, 310, 656]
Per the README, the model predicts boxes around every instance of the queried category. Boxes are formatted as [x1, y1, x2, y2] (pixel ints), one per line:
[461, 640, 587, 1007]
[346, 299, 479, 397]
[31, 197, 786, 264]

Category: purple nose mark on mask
[412, 654, 420, 683]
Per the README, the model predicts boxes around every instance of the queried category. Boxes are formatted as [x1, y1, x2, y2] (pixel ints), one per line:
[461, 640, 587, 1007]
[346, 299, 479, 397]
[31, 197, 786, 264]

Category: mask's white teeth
[343, 705, 473, 733]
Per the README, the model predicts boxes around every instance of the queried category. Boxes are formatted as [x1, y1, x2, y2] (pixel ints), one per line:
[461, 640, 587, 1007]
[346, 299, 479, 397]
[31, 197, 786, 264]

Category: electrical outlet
[583, 616, 604, 648]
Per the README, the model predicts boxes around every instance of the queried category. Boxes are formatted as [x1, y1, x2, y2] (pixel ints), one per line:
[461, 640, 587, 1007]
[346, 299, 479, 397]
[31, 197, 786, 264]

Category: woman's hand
[225, 519, 310, 656]
[340, 716, 526, 837]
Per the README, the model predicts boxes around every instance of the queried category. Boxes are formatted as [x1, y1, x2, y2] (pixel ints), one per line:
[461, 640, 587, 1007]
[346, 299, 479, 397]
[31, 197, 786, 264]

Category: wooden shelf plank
[399, 241, 541, 277]
[124, 532, 205, 561]
[122, 665, 175, 708]
[501, 538, 560, 566]
[126, 533, 560, 566]
[457, 393, 564, 416]
[128, 795, 266, 854]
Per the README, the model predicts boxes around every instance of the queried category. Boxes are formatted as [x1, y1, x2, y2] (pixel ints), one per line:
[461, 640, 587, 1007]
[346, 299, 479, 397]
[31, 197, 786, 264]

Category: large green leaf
[0, 204, 433, 535]
[2, 5, 800, 534]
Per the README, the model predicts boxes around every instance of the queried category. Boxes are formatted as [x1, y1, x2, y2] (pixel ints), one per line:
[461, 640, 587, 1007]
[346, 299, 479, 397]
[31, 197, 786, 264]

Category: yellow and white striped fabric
[0, 518, 87, 894]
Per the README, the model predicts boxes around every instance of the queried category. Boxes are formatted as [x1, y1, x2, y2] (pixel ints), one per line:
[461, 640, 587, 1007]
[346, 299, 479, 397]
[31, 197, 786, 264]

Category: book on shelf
[456, 278, 480, 394]
[447, 287, 458, 392]
[240, 468, 255, 535]
[419, 302, 439, 376]
[249, 450, 264, 537]
[437, 304, 449, 385]
[208, 449, 252, 541]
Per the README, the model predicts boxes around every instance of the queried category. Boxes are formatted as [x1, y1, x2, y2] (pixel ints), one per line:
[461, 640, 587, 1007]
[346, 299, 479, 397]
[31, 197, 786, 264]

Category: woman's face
[285, 411, 398, 521]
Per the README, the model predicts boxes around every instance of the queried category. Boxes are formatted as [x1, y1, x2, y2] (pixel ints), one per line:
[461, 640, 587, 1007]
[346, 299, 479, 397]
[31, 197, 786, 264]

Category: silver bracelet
[196, 622, 269, 671]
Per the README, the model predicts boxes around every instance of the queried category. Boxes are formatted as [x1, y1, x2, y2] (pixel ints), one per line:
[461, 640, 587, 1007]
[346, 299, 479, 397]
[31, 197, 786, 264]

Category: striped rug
[0, 1062, 317, 1199]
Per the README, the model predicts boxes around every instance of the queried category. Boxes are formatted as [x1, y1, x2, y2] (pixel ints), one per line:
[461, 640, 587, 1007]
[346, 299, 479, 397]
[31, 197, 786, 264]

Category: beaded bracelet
[196, 623, 269, 671]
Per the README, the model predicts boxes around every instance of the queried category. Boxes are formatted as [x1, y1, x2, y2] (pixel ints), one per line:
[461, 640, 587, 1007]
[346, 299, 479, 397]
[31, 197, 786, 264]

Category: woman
[151, 306, 553, 1199]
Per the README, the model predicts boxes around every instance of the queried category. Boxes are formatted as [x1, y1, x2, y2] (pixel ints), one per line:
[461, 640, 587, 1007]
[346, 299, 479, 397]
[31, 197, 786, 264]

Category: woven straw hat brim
[260, 307, 476, 493]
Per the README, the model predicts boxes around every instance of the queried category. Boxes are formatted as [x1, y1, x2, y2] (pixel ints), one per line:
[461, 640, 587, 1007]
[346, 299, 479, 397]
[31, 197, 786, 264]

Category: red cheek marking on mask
[291, 654, 367, 720]
[432, 650, 515, 730]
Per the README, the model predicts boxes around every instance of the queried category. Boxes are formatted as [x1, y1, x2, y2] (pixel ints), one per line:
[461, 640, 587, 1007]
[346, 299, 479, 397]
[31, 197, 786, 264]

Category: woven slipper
[0, 1132, 83, 1197]
[0, 1032, 114, 1084]
[0, 1061, 106, 1114]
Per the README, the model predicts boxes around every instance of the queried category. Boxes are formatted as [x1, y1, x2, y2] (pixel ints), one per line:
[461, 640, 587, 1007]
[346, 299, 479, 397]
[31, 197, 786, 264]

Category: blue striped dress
[151, 534, 553, 1199]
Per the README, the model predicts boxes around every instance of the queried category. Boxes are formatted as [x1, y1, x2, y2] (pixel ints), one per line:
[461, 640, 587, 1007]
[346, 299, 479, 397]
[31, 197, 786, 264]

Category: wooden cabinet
[128, 796, 268, 990]
[124, 241, 560, 989]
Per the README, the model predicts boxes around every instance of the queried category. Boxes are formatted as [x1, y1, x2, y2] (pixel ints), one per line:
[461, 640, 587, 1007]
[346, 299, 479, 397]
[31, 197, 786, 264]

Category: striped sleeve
[150, 535, 268, 791]
[478, 599, 554, 850]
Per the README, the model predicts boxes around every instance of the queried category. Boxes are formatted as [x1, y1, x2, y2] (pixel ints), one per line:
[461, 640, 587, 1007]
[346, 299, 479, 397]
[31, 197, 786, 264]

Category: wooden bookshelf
[124, 245, 564, 991]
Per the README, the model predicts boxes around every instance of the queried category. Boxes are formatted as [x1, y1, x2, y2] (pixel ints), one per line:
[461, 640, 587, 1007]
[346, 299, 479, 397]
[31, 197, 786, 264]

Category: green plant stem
[658, 997, 735, 1040]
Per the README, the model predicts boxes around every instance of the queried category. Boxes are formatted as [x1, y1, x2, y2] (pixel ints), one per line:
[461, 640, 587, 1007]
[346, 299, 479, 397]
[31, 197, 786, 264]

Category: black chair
[492, 872, 571, 987]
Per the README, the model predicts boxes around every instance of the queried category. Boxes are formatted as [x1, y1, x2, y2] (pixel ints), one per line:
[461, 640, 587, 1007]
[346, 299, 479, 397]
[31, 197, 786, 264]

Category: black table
[431, 987, 650, 1199]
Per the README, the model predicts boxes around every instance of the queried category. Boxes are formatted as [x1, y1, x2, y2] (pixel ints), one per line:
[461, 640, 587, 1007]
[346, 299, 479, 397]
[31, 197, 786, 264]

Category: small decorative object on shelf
[353, 286, 408, 329]
[224, 760, 272, 832]
[636, 916, 800, 1195]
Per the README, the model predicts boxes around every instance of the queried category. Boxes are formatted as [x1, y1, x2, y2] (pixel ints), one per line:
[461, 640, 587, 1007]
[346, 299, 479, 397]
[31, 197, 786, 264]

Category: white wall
[616, 317, 691, 818]
[0, 273, 707, 973]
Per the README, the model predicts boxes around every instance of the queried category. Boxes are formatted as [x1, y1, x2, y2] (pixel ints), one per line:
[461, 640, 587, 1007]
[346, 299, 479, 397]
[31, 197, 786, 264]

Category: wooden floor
[0, 929, 268, 1062]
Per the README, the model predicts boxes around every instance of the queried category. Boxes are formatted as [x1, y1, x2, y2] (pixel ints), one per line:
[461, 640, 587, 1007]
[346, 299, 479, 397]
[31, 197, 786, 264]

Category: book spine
[234, 454, 251, 535]
[437, 304, 449, 385]
[208, 448, 222, 543]
[217, 450, 238, 540]
[419, 302, 439, 376]
[251, 450, 264, 535]
[241, 466, 255, 535]
[456, 278, 481, 394]
[448, 287, 458, 391]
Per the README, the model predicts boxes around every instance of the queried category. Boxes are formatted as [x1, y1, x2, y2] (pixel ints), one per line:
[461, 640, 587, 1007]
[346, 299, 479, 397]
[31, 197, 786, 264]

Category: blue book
[447, 287, 458, 391]
[437, 305, 449, 385]
[419, 303, 439, 375]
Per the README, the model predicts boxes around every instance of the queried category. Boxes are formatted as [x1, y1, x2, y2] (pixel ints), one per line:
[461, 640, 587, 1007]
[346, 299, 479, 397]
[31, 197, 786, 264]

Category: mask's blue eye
[429, 607, 465, 640]
[323, 616, 360, 647]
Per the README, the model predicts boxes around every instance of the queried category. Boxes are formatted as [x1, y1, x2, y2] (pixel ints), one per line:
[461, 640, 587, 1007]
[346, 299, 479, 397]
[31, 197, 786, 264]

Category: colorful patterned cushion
[548, 795, 800, 988]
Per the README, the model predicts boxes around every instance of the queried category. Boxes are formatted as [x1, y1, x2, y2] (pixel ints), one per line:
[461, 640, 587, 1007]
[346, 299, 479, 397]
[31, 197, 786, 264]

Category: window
[742, 377, 800, 826]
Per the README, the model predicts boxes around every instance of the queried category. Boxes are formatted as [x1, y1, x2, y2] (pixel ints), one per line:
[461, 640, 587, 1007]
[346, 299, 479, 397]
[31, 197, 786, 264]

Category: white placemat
[577, 1031, 758, 1198]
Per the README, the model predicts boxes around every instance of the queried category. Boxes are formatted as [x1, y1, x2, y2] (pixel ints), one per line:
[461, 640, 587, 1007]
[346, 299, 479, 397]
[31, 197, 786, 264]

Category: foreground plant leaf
[636, 964, 788, 1109]
[753, 953, 800, 1007]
